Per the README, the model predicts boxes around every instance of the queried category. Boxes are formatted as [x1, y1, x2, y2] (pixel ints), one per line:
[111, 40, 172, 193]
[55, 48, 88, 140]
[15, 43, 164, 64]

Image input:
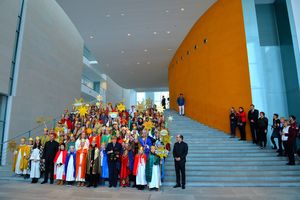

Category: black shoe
[87, 184, 91, 187]
[277, 154, 283, 157]
[132, 184, 136, 188]
[50, 180, 54, 184]
[286, 162, 295, 165]
[173, 184, 181, 188]
[272, 147, 277, 150]
[41, 181, 47, 184]
[182, 185, 185, 189]
[109, 185, 112, 188]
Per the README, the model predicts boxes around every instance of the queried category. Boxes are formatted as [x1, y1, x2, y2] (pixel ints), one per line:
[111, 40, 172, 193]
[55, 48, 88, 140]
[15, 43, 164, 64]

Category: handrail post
[28, 130, 31, 139]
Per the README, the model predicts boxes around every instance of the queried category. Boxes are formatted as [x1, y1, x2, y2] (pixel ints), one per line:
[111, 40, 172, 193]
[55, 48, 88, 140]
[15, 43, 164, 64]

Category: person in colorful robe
[86, 138, 100, 188]
[120, 150, 130, 187]
[146, 146, 161, 191]
[100, 142, 109, 183]
[53, 143, 67, 185]
[76, 139, 88, 187]
[13, 137, 30, 176]
[65, 145, 76, 185]
[133, 147, 147, 190]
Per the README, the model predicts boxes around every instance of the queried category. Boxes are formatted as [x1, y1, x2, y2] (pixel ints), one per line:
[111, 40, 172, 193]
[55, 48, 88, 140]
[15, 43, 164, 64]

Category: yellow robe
[40, 135, 50, 146]
[12, 145, 30, 172]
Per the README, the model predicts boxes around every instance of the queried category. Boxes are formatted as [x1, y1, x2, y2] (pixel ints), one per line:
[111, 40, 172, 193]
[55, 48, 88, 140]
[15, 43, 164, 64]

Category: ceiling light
[89, 60, 98, 64]
[166, 31, 171, 34]
[105, 14, 111, 17]
[153, 31, 158, 35]
[165, 10, 169, 13]
[121, 13, 125, 16]
[144, 49, 148, 52]
[168, 48, 172, 51]
[137, 62, 140, 65]
[180, 8, 185, 11]
[89, 35, 94, 39]
[127, 33, 131, 37]
[147, 61, 151, 65]
[121, 50, 125, 54]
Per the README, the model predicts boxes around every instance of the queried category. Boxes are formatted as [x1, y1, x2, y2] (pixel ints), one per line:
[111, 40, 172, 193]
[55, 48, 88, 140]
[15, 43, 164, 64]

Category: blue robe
[101, 150, 109, 178]
[65, 152, 76, 179]
[128, 150, 134, 172]
[138, 136, 152, 157]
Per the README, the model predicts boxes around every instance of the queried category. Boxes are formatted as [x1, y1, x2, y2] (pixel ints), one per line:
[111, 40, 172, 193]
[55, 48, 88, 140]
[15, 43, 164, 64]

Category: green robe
[86, 147, 100, 175]
[146, 153, 160, 182]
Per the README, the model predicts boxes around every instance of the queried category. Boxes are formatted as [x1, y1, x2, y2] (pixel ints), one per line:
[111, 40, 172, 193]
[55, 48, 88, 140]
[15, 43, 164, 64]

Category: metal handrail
[0, 99, 98, 146]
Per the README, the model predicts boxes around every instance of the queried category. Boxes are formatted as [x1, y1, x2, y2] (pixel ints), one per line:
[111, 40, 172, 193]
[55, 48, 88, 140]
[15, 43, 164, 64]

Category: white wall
[0, 0, 21, 95]
[2, 0, 84, 164]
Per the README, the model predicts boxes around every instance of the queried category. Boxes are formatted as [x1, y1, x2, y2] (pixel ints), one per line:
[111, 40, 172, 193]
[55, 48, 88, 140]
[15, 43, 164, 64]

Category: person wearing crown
[86, 137, 100, 188]
[53, 143, 67, 185]
[76, 139, 88, 187]
[30, 137, 42, 183]
[100, 142, 109, 185]
[65, 145, 76, 185]
[13, 137, 30, 176]
[146, 146, 161, 191]
[120, 149, 130, 187]
[133, 147, 147, 190]
[40, 128, 50, 146]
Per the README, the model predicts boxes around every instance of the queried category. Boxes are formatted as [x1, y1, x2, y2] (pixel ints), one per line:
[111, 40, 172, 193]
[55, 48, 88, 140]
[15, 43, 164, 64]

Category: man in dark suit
[41, 132, 59, 184]
[248, 104, 259, 144]
[173, 134, 188, 189]
[106, 135, 122, 187]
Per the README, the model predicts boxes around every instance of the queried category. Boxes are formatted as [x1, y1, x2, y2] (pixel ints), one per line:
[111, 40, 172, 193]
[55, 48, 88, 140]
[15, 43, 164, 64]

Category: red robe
[76, 148, 88, 179]
[88, 135, 101, 148]
[120, 155, 130, 187]
[53, 150, 67, 180]
[133, 154, 147, 176]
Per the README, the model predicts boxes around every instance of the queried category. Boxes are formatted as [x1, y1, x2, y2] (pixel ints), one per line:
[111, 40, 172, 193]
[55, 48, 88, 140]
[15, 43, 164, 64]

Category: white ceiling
[56, 0, 217, 90]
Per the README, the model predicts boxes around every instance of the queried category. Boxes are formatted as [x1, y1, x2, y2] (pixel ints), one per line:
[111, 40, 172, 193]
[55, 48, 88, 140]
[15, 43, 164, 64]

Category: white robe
[66, 155, 75, 181]
[55, 152, 65, 180]
[15, 149, 27, 175]
[148, 165, 161, 188]
[76, 153, 85, 182]
[136, 158, 147, 185]
[30, 148, 40, 178]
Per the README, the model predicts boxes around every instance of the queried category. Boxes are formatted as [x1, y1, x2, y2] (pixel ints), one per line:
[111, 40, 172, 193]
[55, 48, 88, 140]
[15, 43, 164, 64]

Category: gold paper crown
[35, 136, 40, 141]
[44, 128, 48, 131]
[29, 137, 33, 141]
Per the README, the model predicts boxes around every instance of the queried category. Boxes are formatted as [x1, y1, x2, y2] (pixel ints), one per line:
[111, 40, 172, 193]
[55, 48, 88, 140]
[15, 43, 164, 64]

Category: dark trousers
[250, 123, 257, 143]
[87, 172, 98, 186]
[283, 141, 288, 155]
[238, 123, 246, 140]
[286, 142, 295, 164]
[271, 136, 283, 152]
[175, 160, 186, 186]
[108, 161, 119, 187]
[230, 123, 236, 137]
[44, 159, 54, 183]
[258, 128, 267, 147]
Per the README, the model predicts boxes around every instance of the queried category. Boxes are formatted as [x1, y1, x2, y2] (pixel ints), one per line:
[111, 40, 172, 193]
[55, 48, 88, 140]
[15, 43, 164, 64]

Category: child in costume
[65, 145, 76, 185]
[133, 147, 147, 190]
[86, 138, 100, 188]
[146, 146, 161, 191]
[100, 142, 109, 184]
[13, 137, 30, 176]
[30, 137, 42, 183]
[120, 149, 130, 187]
[53, 143, 67, 185]
[76, 139, 88, 187]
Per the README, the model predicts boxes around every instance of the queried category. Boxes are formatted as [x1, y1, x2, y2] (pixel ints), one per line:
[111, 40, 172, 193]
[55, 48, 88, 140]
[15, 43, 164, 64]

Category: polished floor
[0, 180, 299, 200]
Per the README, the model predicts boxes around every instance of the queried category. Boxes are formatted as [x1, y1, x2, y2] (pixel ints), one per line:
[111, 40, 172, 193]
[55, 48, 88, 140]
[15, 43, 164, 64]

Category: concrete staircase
[163, 110, 300, 187]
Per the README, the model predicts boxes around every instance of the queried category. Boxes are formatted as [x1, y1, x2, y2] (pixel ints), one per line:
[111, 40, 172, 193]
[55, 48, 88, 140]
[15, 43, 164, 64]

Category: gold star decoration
[143, 121, 154, 130]
[77, 105, 88, 117]
[117, 103, 126, 112]
[73, 98, 84, 107]
[145, 98, 153, 108]
[156, 105, 165, 113]
[136, 101, 145, 112]
[161, 134, 172, 145]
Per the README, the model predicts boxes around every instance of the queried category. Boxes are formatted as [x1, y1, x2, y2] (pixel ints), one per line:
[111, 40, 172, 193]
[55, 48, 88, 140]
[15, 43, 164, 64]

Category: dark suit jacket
[106, 142, 122, 162]
[42, 140, 59, 161]
[173, 141, 188, 162]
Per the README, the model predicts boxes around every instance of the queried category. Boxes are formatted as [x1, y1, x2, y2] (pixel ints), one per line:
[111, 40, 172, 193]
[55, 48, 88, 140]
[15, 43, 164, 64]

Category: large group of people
[230, 104, 300, 165]
[12, 101, 174, 190]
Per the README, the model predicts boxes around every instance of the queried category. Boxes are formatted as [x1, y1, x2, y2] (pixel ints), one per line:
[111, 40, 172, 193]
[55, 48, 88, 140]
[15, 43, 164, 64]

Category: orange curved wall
[169, 0, 253, 139]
